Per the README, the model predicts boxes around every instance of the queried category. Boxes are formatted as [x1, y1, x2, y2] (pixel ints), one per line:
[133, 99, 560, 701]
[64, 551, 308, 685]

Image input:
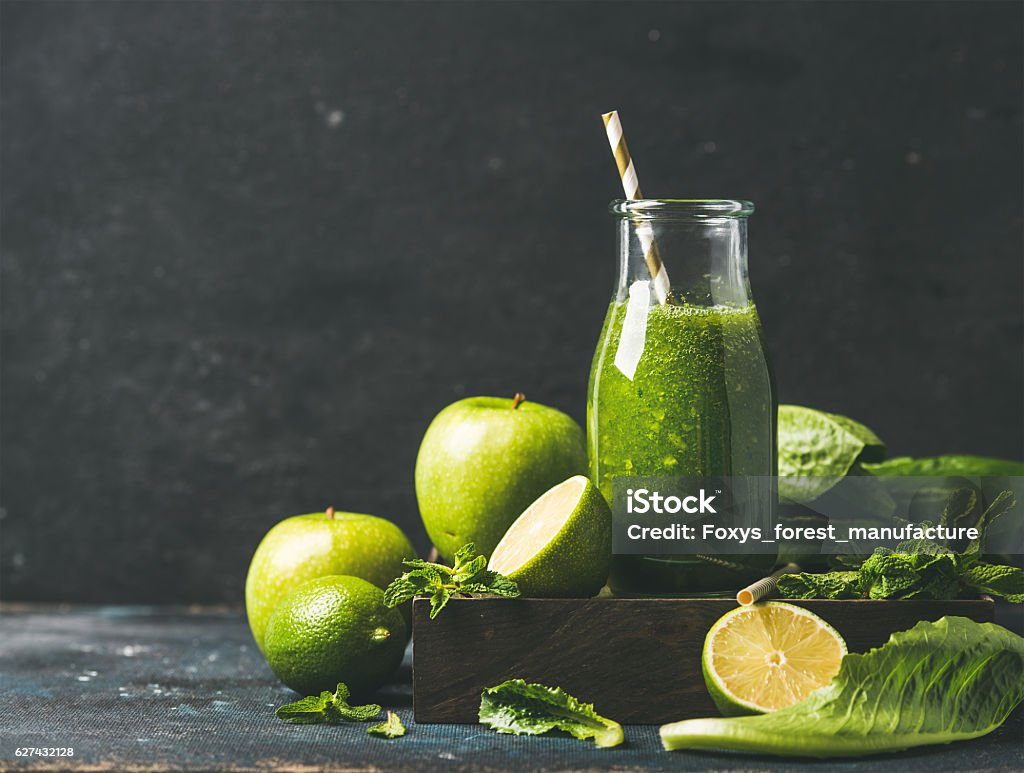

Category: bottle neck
[615, 216, 751, 308]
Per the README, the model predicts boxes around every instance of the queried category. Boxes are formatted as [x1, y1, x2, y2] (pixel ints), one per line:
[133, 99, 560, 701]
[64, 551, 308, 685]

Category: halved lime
[702, 602, 847, 716]
[488, 475, 611, 598]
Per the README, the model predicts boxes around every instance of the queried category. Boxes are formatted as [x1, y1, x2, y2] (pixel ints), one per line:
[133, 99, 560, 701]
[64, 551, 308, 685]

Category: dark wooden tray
[412, 596, 994, 724]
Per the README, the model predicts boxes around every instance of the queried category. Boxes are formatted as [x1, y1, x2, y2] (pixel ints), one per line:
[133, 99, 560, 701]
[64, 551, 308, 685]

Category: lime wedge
[702, 602, 847, 716]
[488, 475, 611, 598]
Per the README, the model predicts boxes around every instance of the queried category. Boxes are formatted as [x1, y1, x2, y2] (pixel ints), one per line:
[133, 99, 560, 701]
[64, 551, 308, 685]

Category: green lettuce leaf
[661, 617, 1024, 758]
[864, 455, 1024, 477]
[479, 679, 623, 748]
[778, 406, 886, 502]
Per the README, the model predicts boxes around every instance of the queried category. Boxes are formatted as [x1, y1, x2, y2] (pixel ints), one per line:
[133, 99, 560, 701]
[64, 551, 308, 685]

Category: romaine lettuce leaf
[661, 617, 1024, 757]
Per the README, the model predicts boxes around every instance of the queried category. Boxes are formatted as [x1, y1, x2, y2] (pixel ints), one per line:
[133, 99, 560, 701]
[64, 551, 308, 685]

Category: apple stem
[325, 506, 335, 520]
[512, 392, 526, 410]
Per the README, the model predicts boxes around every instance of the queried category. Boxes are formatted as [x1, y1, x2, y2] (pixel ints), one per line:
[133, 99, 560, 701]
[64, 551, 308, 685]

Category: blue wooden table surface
[1, 605, 1021, 771]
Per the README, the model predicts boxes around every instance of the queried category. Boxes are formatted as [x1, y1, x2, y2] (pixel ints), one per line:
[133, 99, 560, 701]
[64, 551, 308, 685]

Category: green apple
[415, 393, 588, 560]
[245, 508, 416, 654]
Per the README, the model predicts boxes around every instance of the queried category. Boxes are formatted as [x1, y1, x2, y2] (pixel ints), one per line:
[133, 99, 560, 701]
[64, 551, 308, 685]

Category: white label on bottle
[614, 280, 650, 381]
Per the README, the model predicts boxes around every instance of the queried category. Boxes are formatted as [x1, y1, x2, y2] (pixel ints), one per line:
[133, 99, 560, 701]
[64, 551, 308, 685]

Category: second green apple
[415, 393, 588, 560]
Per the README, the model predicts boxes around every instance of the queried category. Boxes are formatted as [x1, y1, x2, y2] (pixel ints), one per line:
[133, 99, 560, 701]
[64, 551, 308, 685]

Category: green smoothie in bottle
[587, 199, 776, 595]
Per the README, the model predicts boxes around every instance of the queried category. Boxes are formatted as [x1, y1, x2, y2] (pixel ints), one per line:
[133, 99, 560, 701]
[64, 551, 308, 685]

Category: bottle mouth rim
[610, 199, 755, 219]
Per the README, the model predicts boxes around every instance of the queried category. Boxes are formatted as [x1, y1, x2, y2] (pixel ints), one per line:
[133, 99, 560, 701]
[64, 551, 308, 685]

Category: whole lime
[245, 509, 416, 654]
[263, 575, 407, 696]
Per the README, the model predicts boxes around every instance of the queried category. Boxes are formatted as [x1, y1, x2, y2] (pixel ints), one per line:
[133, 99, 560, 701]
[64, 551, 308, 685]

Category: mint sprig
[779, 490, 1024, 602]
[275, 682, 382, 724]
[367, 710, 406, 739]
[383, 543, 520, 619]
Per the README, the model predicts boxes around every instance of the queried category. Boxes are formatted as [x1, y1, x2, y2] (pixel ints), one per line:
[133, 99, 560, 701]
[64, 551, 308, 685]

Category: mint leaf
[382, 572, 431, 608]
[777, 571, 860, 600]
[940, 487, 981, 532]
[662, 616, 1024, 757]
[453, 542, 478, 567]
[479, 679, 623, 748]
[428, 586, 451, 619]
[276, 683, 381, 725]
[367, 710, 406, 739]
[399, 558, 445, 571]
[486, 574, 521, 597]
[458, 582, 496, 594]
[452, 554, 487, 583]
[330, 682, 383, 722]
[893, 524, 953, 556]
[461, 571, 521, 597]
[857, 550, 918, 598]
[383, 543, 520, 619]
[275, 691, 334, 723]
[858, 549, 960, 600]
[964, 490, 1017, 559]
[961, 563, 1024, 603]
[829, 554, 865, 570]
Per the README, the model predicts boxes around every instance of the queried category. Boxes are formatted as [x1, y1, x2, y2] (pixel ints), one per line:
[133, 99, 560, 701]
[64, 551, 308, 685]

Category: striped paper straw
[601, 110, 670, 304]
[736, 563, 800, 606]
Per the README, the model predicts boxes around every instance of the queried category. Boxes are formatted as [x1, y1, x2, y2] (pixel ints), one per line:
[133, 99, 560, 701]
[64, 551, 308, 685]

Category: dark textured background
[2, 1, 1022, 603]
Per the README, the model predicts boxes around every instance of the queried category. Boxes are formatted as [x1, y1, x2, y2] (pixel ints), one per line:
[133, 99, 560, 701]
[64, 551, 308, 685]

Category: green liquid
[587, 300, 776, 595]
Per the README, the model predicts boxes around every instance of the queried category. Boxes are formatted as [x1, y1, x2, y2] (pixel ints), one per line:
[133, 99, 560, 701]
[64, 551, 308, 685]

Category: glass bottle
[587, 200, 776, 595]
